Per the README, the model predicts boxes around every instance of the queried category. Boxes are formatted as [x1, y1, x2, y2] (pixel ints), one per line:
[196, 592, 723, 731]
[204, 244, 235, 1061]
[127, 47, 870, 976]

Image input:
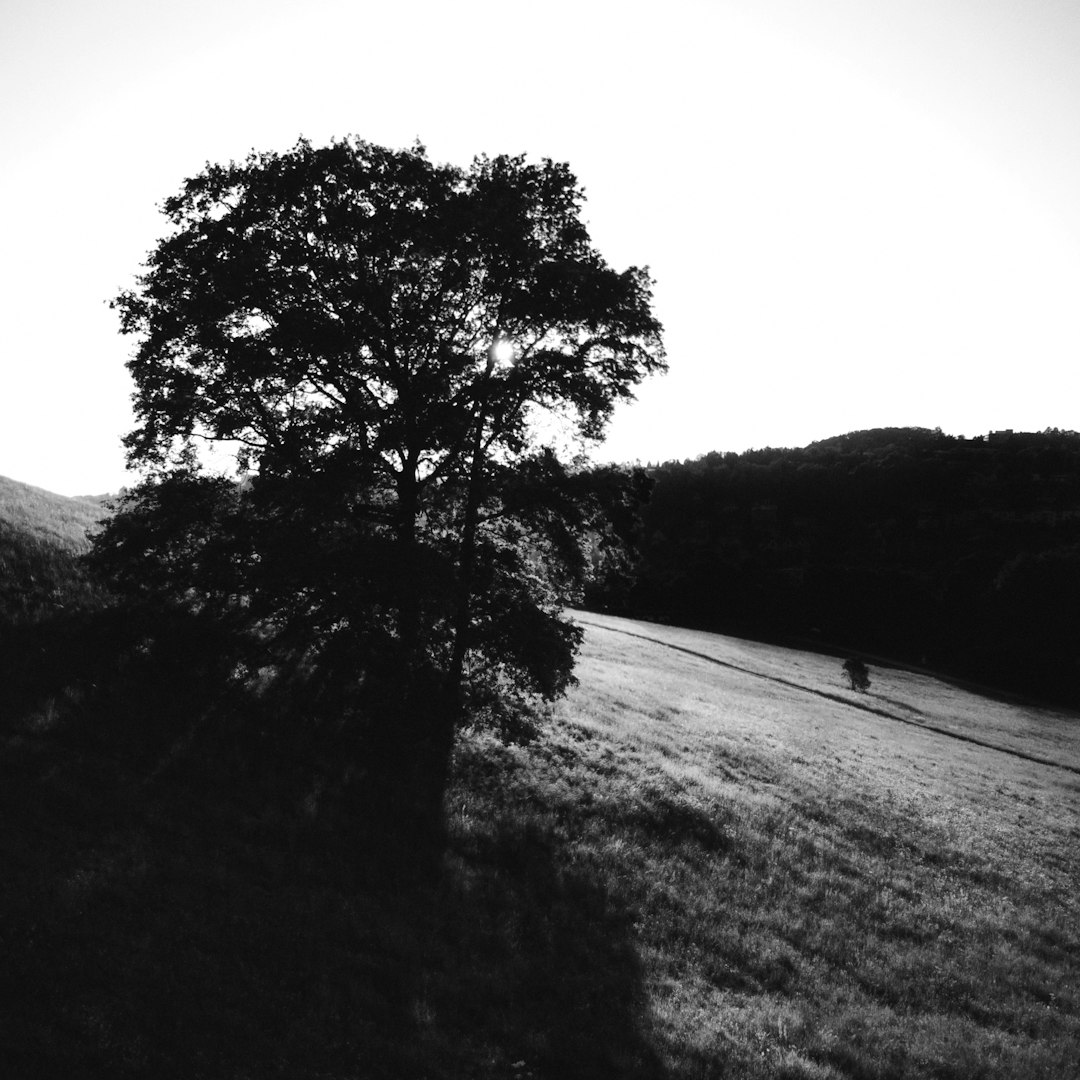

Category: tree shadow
[413, 810, 666, 1078]
[0, 622, 668, 1079]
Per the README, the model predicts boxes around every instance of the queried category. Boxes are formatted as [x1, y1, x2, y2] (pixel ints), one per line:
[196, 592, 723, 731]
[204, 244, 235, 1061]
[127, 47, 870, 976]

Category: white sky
[3, 0, 1080, 495]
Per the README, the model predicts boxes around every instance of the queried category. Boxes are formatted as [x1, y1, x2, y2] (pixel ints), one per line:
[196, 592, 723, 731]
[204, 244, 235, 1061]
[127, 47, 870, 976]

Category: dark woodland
[587, 426, 1080, 708]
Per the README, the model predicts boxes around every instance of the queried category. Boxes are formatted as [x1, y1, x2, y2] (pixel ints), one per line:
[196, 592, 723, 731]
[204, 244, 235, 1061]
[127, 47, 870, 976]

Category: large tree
[95, 137, 664, 808]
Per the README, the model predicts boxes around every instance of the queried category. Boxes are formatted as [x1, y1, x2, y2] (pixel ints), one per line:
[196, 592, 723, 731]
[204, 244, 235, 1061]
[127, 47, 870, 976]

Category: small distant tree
[842, 657, 871, 692]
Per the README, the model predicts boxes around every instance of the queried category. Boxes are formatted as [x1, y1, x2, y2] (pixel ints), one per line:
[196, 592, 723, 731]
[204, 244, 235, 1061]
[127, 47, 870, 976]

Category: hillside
[2, 609, 1076, 1077]
[0, 474, 108, 551]
[559, 612, 1079, 1074]
[592, 427, 1080, 708]
[0, 474, 108, 625]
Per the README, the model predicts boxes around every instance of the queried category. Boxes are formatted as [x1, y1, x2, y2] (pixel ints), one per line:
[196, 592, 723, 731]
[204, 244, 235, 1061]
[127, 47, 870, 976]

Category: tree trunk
[396, 466, 422, 674]
[445, 409, 487, 716]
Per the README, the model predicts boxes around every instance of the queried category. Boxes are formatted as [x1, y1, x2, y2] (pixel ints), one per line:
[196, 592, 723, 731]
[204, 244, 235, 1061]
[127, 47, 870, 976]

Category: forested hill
[0, 475, 107, 625]
[589, 427, 1080, 707]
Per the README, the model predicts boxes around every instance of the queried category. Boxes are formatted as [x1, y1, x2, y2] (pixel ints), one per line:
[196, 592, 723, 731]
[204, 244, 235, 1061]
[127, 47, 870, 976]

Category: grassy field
[1, 610, 1077, 1077]
[546, 612, 1079, 1076]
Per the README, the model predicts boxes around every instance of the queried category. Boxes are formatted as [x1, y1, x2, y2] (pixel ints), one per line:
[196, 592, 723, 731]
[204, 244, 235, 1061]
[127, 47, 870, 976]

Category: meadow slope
[1, 609, 1077, 1077]
[466, 610, 1080, 1076]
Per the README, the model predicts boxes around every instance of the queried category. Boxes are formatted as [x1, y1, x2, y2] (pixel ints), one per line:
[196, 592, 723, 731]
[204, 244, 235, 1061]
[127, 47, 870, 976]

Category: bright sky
[4, 0, 1080, 495]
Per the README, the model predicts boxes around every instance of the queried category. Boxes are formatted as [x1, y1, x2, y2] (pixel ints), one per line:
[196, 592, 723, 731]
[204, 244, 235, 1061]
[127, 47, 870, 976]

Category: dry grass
[1, 610, 1076, 1077]
[441, 611, 1080, 1077]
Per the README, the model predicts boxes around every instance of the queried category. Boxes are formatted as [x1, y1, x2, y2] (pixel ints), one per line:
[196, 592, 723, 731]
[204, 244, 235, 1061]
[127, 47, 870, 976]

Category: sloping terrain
[0, 607, 1076, 1077]
[573, 610, 1080, 771]
[0, 474, 106, 551]
[0, 474, 107, 624]
[544, 612, 1080, 1075]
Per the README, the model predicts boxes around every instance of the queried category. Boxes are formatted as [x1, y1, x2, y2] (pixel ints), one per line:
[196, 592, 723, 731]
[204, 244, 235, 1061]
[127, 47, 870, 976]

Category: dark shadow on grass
[0, 627, 667, 1079]
[427, 743, 666, 1079]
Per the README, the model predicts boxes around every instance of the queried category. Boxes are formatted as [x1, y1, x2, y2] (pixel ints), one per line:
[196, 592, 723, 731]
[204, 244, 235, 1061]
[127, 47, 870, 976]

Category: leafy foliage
[93, 137, 664, 806]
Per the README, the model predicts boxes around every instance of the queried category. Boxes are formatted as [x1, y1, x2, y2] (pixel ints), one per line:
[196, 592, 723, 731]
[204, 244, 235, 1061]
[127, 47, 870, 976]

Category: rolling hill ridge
[0, 474, 107, 625]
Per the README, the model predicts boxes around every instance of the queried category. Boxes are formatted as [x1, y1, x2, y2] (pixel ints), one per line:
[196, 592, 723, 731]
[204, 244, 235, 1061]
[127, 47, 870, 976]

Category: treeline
[588, 427, 1080, 707]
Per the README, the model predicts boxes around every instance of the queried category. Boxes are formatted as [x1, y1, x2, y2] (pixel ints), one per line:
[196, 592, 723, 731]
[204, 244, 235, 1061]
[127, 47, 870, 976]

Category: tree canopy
[94, 137, 664, 812]
[115, 137, 662, 475]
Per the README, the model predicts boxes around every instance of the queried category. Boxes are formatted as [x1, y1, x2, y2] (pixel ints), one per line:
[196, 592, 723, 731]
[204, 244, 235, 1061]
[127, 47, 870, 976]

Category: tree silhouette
[94, 137, 664, 829]
[842, 657, 871, 692]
